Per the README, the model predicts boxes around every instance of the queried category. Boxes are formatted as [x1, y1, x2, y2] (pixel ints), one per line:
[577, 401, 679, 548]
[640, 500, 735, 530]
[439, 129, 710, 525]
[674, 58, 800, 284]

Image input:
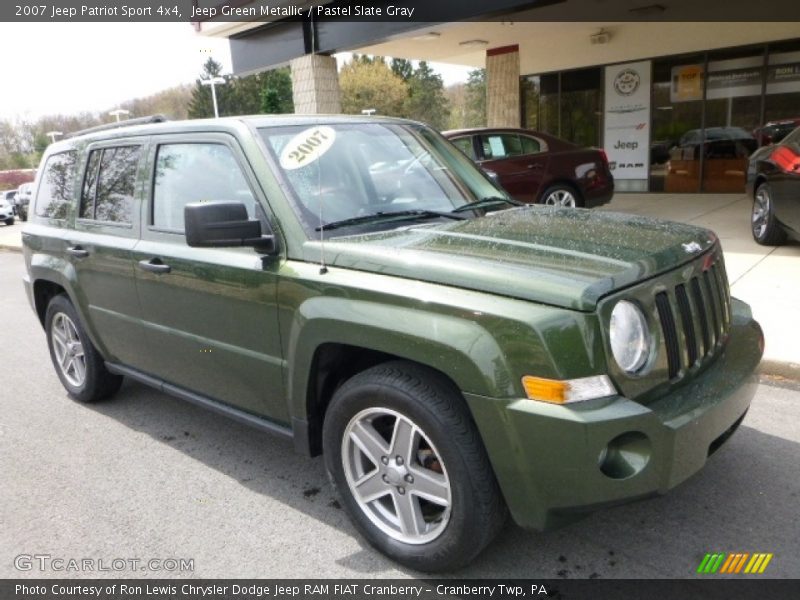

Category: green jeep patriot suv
[22, 115, 763, 571]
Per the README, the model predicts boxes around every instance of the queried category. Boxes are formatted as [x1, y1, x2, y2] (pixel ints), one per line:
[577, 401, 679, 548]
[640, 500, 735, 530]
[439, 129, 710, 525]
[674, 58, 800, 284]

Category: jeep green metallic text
[22, 116, 763, 571]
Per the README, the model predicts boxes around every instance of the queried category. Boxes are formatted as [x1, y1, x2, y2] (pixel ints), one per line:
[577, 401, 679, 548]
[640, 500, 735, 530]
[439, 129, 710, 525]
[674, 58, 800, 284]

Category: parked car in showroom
[747, 124, 800, 245]
[23, 115, 761, 571]
[674, 127, 757, 160]
[15, 182, 33, 221]
[0, 193, 16, 225]
[444, 128, 614, 208]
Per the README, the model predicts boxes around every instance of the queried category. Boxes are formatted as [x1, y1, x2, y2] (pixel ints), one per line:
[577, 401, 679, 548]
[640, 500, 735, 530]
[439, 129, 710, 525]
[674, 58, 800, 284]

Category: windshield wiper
[452, 196, 522, 213]
[315, 209, 467, 232]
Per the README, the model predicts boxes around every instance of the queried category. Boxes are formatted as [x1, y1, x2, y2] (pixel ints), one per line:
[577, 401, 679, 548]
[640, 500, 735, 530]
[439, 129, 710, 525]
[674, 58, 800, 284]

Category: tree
[189, 59, 295, 118]
[188, 57, 229, 119]
[464, 69, 486, 128]
[121, 85, 193, 120]
[260, 68, 294, 114]
[403, 61, 450, 130]
[339, 58, 408, 117]
[390, 58, 413, 82]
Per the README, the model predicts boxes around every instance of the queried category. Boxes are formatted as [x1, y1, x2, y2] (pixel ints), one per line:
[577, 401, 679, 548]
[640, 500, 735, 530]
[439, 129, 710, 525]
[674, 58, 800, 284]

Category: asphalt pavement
[1, 251, 798, 579]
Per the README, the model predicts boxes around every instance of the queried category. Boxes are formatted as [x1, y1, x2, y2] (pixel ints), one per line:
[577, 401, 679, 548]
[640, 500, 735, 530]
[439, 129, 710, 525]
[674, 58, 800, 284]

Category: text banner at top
[4, 0, 800, 22]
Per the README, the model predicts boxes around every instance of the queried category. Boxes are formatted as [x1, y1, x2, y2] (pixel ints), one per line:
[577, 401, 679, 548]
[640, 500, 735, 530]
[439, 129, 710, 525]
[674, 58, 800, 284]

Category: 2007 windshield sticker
[279, 126, 336, 170]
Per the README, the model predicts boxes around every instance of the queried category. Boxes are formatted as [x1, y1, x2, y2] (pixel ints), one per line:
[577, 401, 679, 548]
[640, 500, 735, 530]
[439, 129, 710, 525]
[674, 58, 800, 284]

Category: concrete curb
[0, 245, 21, 253]
[758, 359, 800, 386]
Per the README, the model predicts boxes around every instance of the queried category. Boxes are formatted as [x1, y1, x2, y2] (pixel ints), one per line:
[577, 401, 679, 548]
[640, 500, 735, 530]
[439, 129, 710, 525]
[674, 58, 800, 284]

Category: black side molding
[105, 362, 294, 442]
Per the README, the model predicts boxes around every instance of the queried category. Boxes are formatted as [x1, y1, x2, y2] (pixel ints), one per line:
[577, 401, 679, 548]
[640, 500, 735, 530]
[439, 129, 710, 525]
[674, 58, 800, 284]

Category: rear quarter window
[35, 151, 79, 219]
[450, 136, 476, 160]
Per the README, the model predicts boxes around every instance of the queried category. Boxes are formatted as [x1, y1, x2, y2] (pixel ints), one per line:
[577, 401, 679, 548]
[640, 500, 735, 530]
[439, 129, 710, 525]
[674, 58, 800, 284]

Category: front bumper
[465, 298, 762, 531]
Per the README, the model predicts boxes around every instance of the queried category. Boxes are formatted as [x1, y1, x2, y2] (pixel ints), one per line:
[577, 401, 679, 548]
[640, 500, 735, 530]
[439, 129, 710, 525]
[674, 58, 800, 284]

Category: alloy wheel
[544, 189, 577, 207]
[50, 312, 86, 387]
[752, 187, 770, 239]
[341, 407, 452, 544]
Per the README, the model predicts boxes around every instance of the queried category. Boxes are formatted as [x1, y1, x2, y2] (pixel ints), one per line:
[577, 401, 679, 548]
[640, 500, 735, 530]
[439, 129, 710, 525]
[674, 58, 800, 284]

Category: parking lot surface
[1, 251, 799, 579]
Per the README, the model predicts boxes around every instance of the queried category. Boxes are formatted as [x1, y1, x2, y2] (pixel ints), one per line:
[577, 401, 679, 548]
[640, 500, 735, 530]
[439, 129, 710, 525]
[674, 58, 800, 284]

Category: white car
[0, 196, 15, 225]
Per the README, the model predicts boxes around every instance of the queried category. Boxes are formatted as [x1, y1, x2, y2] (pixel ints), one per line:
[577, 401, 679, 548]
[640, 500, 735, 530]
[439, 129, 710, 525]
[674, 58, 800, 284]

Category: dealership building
[200, 0, 800, 194]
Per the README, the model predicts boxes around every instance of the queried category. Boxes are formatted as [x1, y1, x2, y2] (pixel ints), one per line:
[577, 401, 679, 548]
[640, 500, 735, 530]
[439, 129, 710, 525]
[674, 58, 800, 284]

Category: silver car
[0, 195, 15, 225]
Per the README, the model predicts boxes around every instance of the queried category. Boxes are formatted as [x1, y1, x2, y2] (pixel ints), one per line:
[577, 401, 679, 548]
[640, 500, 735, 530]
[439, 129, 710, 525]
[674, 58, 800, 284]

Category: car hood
[302, 207, 718, 311]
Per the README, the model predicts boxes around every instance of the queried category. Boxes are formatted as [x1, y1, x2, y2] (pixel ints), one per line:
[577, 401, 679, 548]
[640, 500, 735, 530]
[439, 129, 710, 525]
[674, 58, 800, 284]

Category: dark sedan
[443, 128, 613, 208]
[746, 125, 800, 245]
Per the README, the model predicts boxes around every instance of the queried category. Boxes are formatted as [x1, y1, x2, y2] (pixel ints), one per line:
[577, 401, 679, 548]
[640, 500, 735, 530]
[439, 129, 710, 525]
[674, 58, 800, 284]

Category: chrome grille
[656, 254, 732, 379]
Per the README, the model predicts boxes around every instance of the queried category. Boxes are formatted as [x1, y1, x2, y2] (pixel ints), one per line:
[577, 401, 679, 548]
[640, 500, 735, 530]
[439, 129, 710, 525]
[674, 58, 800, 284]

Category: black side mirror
[184, 201, 277, 254]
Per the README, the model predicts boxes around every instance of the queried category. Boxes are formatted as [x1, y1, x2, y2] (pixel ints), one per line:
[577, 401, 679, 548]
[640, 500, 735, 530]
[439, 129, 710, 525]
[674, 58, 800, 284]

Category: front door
[131, 135, 287, 422]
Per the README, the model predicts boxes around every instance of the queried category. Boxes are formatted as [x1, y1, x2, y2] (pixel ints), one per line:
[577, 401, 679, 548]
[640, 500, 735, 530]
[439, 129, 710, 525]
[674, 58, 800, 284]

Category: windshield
[258, 122, 507, 236]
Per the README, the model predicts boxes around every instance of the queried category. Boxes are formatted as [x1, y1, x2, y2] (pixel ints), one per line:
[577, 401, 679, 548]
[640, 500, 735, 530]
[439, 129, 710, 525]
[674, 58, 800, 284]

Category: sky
[0, 23, 471, 122]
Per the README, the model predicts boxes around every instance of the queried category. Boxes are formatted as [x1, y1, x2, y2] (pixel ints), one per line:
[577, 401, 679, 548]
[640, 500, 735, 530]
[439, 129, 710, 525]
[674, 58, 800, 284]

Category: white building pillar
[290, 54, 341, 114]
[486, 45, 521, 128]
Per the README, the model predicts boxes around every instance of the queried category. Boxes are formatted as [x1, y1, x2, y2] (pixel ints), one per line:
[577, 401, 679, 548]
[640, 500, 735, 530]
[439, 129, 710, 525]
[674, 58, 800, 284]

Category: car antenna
[310, 12, 328, 276]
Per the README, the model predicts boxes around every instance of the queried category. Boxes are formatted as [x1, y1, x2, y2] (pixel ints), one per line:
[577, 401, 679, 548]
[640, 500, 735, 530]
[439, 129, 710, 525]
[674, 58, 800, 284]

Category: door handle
[527, 164, 543, 170]
[66, 246, 89, 258]
[138, 258, 171, 274]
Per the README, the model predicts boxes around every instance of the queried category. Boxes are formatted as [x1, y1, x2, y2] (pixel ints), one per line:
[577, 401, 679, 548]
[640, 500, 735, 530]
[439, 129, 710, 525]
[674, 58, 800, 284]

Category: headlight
[609, 300, 651, 374]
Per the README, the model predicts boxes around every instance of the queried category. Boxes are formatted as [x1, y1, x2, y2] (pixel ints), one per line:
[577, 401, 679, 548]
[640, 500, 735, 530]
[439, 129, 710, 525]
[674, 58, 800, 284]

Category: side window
[152, 143, 255, 232]
[521, 136, 542, 155]
[450, 136, 476, 160]
[482, 134, 523, 160]
[35, 151, 78, 219]
[79, 150, 102, 219]
[80, 146, 140, 223]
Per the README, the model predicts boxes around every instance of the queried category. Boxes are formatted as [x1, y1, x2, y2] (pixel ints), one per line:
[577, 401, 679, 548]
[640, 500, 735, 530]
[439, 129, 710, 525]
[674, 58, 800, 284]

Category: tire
[751, 182, 786, 246]
[539, 184, 583, 208]
[323, 361, 507, 572]
[4, 218, 14, 226]
[45, 294, 123, 403]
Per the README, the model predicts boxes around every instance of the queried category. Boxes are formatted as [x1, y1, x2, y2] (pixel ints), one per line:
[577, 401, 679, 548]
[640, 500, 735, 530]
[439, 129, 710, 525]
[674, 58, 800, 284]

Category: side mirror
[482, 168, 500, 182]
[184, 201, 277, 254]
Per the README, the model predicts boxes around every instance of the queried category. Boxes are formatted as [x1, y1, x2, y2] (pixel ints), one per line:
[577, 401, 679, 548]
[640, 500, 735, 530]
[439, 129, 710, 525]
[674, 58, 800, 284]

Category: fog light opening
[599, 432, 652, 480]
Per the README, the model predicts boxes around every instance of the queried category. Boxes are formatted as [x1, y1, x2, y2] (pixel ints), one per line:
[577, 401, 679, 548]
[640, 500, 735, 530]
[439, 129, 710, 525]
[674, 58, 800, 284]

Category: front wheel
[4, 218, 14, 226]
[45, 294, 123, 403]
[323, 361, 506, 572]
[752, 182, 786, 246]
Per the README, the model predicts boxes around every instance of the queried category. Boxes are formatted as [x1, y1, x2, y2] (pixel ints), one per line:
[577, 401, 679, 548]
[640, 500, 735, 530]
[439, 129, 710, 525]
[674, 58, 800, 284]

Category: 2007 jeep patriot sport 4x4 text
[22, 115, 763, 571]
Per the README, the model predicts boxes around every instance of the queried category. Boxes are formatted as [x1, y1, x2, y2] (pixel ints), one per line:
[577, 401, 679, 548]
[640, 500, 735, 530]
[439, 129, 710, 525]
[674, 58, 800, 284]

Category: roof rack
[64, 115, 169, 139]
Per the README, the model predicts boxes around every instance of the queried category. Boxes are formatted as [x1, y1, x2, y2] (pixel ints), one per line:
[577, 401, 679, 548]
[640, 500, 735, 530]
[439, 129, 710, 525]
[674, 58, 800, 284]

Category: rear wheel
[45, 294, 123, 402]
[540, 184, 583, 208]
[752, 182, 786, 246]
[322, 361, 507, 572]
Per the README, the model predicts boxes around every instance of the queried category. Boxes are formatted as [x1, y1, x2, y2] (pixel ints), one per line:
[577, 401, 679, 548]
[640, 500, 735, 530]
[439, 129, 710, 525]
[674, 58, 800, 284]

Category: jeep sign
[604, 60, 651, 188]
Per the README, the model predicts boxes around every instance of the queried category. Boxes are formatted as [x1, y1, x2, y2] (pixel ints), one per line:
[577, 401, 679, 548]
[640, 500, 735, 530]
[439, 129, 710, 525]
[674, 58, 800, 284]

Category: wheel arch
[286, 299, 518, 456]
[29, 257, 106, 355]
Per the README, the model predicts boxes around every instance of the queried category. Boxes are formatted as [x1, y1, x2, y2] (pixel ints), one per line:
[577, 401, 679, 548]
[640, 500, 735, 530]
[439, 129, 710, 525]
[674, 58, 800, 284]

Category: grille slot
[703, 269, 721, 344]
[655, 291, 680, 379]
[690, 277, 710, 355]
[675, 284, 698, 367]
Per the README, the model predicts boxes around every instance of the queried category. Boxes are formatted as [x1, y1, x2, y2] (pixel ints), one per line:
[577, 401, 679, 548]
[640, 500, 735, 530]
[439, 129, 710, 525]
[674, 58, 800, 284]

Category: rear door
[476, 132, 549, 202]
[131, 134, 287, 422]
[67, 139, 151, 370]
